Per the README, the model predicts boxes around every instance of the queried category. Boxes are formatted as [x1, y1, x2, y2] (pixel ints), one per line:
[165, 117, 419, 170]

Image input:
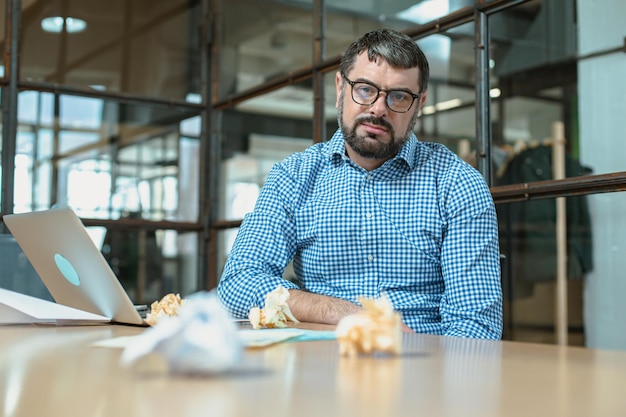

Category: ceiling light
[435, 98, 462, 111]
[396, 0, 449, 23]
[490, 88, 501, 98]
[41, 16, 87, 33]
[420, 98, 462, 115]
[421, 105, 436, 115]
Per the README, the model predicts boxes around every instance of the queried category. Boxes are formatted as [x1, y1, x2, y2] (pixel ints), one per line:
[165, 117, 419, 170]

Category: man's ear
[417, 91, 427, 112]
[335, 71, 342, 108]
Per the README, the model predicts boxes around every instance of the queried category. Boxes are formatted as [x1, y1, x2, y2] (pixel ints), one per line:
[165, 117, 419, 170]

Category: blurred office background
[1, 0, 625, 350]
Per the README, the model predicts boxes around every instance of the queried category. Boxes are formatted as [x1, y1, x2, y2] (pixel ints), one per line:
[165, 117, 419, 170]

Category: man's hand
[287, 289, 361, 325]
[287, 289, 415, 333]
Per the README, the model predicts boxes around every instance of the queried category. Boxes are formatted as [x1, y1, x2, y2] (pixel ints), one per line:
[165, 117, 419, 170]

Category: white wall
[578, 0, 626, 350]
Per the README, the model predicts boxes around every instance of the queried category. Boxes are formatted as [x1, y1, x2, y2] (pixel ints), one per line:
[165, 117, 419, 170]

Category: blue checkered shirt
[218, 129, 503, 339]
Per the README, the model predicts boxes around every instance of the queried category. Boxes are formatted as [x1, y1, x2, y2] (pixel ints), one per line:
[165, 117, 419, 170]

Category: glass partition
[496, 189, 626, 349]
[489, 1, 584, 179]
[19, 0, 201, 100]
[14, 90, 201, 220]
[417, 22, 476, 154]
[95, 226, 200, 304]
[218, 82, 316, 273]
[489, 1, 626, 348]
[220, 0, 314, 98]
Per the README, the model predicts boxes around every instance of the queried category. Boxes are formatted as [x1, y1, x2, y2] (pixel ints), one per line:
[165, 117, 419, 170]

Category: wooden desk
[1, 324, 625, 417]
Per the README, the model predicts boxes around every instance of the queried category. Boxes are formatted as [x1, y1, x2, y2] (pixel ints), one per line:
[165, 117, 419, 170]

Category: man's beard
[338, 90, 419, 160]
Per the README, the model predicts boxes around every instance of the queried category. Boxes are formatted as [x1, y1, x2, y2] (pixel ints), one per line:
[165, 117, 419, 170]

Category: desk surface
[1, 323, 625, 417]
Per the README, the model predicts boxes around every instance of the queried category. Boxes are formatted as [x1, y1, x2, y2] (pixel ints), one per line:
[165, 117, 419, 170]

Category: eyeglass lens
[352, 83, 415, 112]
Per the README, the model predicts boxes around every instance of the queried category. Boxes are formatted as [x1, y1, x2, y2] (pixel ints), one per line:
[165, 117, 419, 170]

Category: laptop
[3, 208, 145, 325]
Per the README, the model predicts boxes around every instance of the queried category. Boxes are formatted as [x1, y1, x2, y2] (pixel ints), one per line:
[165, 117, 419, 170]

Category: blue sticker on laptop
[54, 254, 81, 286]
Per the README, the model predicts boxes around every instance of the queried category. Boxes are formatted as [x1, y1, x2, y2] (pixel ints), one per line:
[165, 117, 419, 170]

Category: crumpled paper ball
[335, 293, 402, 357]
[121, 290, 243, 374]
[248, 285, 299, 329]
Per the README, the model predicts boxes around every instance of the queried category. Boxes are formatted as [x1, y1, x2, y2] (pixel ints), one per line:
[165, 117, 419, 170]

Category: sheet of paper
[0, 287, 111, 324]
[92, 328, 337, 349]
[239, 328, 305, 347]
[239, 328, 337, 347]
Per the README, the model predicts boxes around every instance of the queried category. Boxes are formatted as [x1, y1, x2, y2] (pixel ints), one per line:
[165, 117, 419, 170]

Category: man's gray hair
[340, 29, 430, 93]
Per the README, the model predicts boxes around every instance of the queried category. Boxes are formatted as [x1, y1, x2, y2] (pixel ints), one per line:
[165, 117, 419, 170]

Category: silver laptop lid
[3, 208, 144, 325]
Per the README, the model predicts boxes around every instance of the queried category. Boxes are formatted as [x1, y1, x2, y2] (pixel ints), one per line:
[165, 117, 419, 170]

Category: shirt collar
[325, 128, 419, 170]
[326, 129, 347, 161]
[396, 133, 418, 169]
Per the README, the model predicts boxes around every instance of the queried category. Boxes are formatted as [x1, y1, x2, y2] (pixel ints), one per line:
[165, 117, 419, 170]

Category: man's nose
[367, 93, 388, 117]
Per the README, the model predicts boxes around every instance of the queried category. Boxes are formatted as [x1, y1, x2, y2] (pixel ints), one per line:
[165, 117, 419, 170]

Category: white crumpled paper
[121, 291, 243, 374]
[248, 285, 299, 329]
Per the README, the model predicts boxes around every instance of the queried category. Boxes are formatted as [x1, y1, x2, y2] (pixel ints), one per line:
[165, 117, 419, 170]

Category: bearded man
[218, 29, 502, 339]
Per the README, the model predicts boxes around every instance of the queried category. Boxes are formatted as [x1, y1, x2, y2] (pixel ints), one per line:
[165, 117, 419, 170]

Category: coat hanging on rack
[496, 144, 593, 298]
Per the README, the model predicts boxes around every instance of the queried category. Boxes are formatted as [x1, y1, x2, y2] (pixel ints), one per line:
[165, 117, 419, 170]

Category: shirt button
[368, 255, 374, 261]
[366, 212, 372, 219]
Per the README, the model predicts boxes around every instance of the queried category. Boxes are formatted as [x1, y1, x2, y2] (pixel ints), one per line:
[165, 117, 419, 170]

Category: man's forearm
[287, 289, 361, 325]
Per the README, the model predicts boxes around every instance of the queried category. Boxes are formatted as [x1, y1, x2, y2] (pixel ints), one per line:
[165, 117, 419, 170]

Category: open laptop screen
[3, 208, 144, 325]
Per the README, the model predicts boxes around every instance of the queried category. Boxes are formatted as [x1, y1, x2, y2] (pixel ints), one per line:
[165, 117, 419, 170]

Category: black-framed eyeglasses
[341, 72, 421, 113]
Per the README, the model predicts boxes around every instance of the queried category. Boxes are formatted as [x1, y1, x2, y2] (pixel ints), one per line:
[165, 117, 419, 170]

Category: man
[218, 29, 502, 339]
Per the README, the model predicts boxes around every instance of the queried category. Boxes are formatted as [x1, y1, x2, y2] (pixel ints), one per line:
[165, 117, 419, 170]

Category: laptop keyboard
[134, 305, 149, 319]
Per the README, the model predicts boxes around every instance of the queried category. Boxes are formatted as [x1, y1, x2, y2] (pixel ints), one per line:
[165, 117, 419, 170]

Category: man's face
[336, 52, 426, 164]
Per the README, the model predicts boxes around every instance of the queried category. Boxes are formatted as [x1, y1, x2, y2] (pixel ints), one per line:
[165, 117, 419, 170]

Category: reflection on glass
[419, 22, 475, 145]
[60, 96, 103, 129]
[497, 193, 593, 346]
[14, 90, 199, 222]
[40, 16, 87, 33]
[58, 131, 100, 154]
[179, 94, 202, 137]
[219, 129, 312, 259]
[490, 1, 580, 175]
[98, 227, 199, 303]
[396, 0, 455, 23]
[324, 0, 471, 61]
[13, 153, 32, 211]
[221, 0, 314, 97]
[19, 0, 200, 100]
[67, 160, 111, 211]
